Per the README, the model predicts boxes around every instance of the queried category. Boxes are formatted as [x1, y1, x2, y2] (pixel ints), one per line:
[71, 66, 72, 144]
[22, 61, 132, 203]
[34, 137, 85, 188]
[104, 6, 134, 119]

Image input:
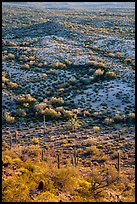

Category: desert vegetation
[2, 2, 135, 202]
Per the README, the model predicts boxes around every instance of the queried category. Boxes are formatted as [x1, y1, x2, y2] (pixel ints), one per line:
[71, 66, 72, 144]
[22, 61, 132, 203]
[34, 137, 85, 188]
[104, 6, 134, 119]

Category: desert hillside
[2, 2, 135, 202]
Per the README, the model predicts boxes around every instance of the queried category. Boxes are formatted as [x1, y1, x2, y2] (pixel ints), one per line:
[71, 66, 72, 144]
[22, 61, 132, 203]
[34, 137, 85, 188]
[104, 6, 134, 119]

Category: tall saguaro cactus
[106, 168, 109, 185]
[41, 149, 44, 161]
[44, 114, 46, 134]
[71, 156, 74, 166]
[9, 135, 12, 149]
[15, 130, 18, 144]
[57, 153, 60, 169]
[118, 151, 120, 179]
[74, 147, 77, 166]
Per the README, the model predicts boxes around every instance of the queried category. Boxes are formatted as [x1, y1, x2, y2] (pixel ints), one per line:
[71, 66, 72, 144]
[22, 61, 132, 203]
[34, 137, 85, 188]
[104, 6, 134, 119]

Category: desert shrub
[101, 154, 108, 162]
[44, 108, 61, 119]
[22, 145, 41, 158]
[91, 167, 102, 184]
[23, 103, 30, 108]
[47, 68, 57, 74]
[56, 107, 74, 119]
[107, 166, 118, 181]
[69, 76, 77, 84]
[43, 61, 48, 66]
[64, 59, 72, 65]
[2, 140, 9, 148]
[41, 73, 47, 80]
[3, 155, 13, 164]
[8, 81, 18, 88]
[52, 62, 66, 69]
[82, 137, 98, 146]
[114, 113, 123, 122]
[31, 137, 39, 145]
[17, 167, 29, 174]
[19, 55, 28, 62]
[29, 56, 35, 61]
[2, 177, 31, 202]
[3, 112, 15, 123]
[2, 39, 6, 45]
[125, 57, 132, 63]
[51, 167, 79, 193]
[22, 63, 30, 69]
[34, 102, 47, 114]
[34, 191, 58, 202]
[50, 97, 64, 106]
[2, 75, 9, 83]
[56, 106, 64, 113]
[87, 60, 98, 67]
[77, 179, 91, 197]
[108, 52, 115, 57]
[93, 111, 102, 117]
[2, 167, 44, 201]
[85, 146, 100, 156]
[104, 117, 114, 124]
[24, 161, 39, 173]
[98, 62, 105, 68]
[38, 63, 43, 67]
[93, 126, 100, 133]
[12, 158, 23, 166]
[21, 41, 29, 46]
[82, 110, 90, 117]
[29, 60, 35, 66]
[8, 41, 17, 47]
[65, 114, 80, 130]
[95, 69, 104, 76]
[8, 53, 15, 60]
[16, 109, 27, 117]
[34, 102, 62, 119]
[62, 110, 73, 119]
[93, 46, 100, 50]
[128, 112, 135, 121]
[106, 71, 116, 78]
[31, 47, 37, 51]
[115, 52, 122, 58]
[16, 94, 37, 103]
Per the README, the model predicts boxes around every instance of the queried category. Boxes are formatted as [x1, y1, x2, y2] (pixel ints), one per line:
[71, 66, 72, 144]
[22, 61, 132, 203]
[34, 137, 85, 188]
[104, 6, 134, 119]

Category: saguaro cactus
[106, 167, 109, 185]
[44, 114, 46, 134]
[74, 147, 77, 166]
[71, 156, 74, 166]
[9, 135, 12, 149]
[41, 149, 44, 161]
[15, 130, 18, 144]
[57, 153, 60, 169]
[118, 151, 120, 179]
